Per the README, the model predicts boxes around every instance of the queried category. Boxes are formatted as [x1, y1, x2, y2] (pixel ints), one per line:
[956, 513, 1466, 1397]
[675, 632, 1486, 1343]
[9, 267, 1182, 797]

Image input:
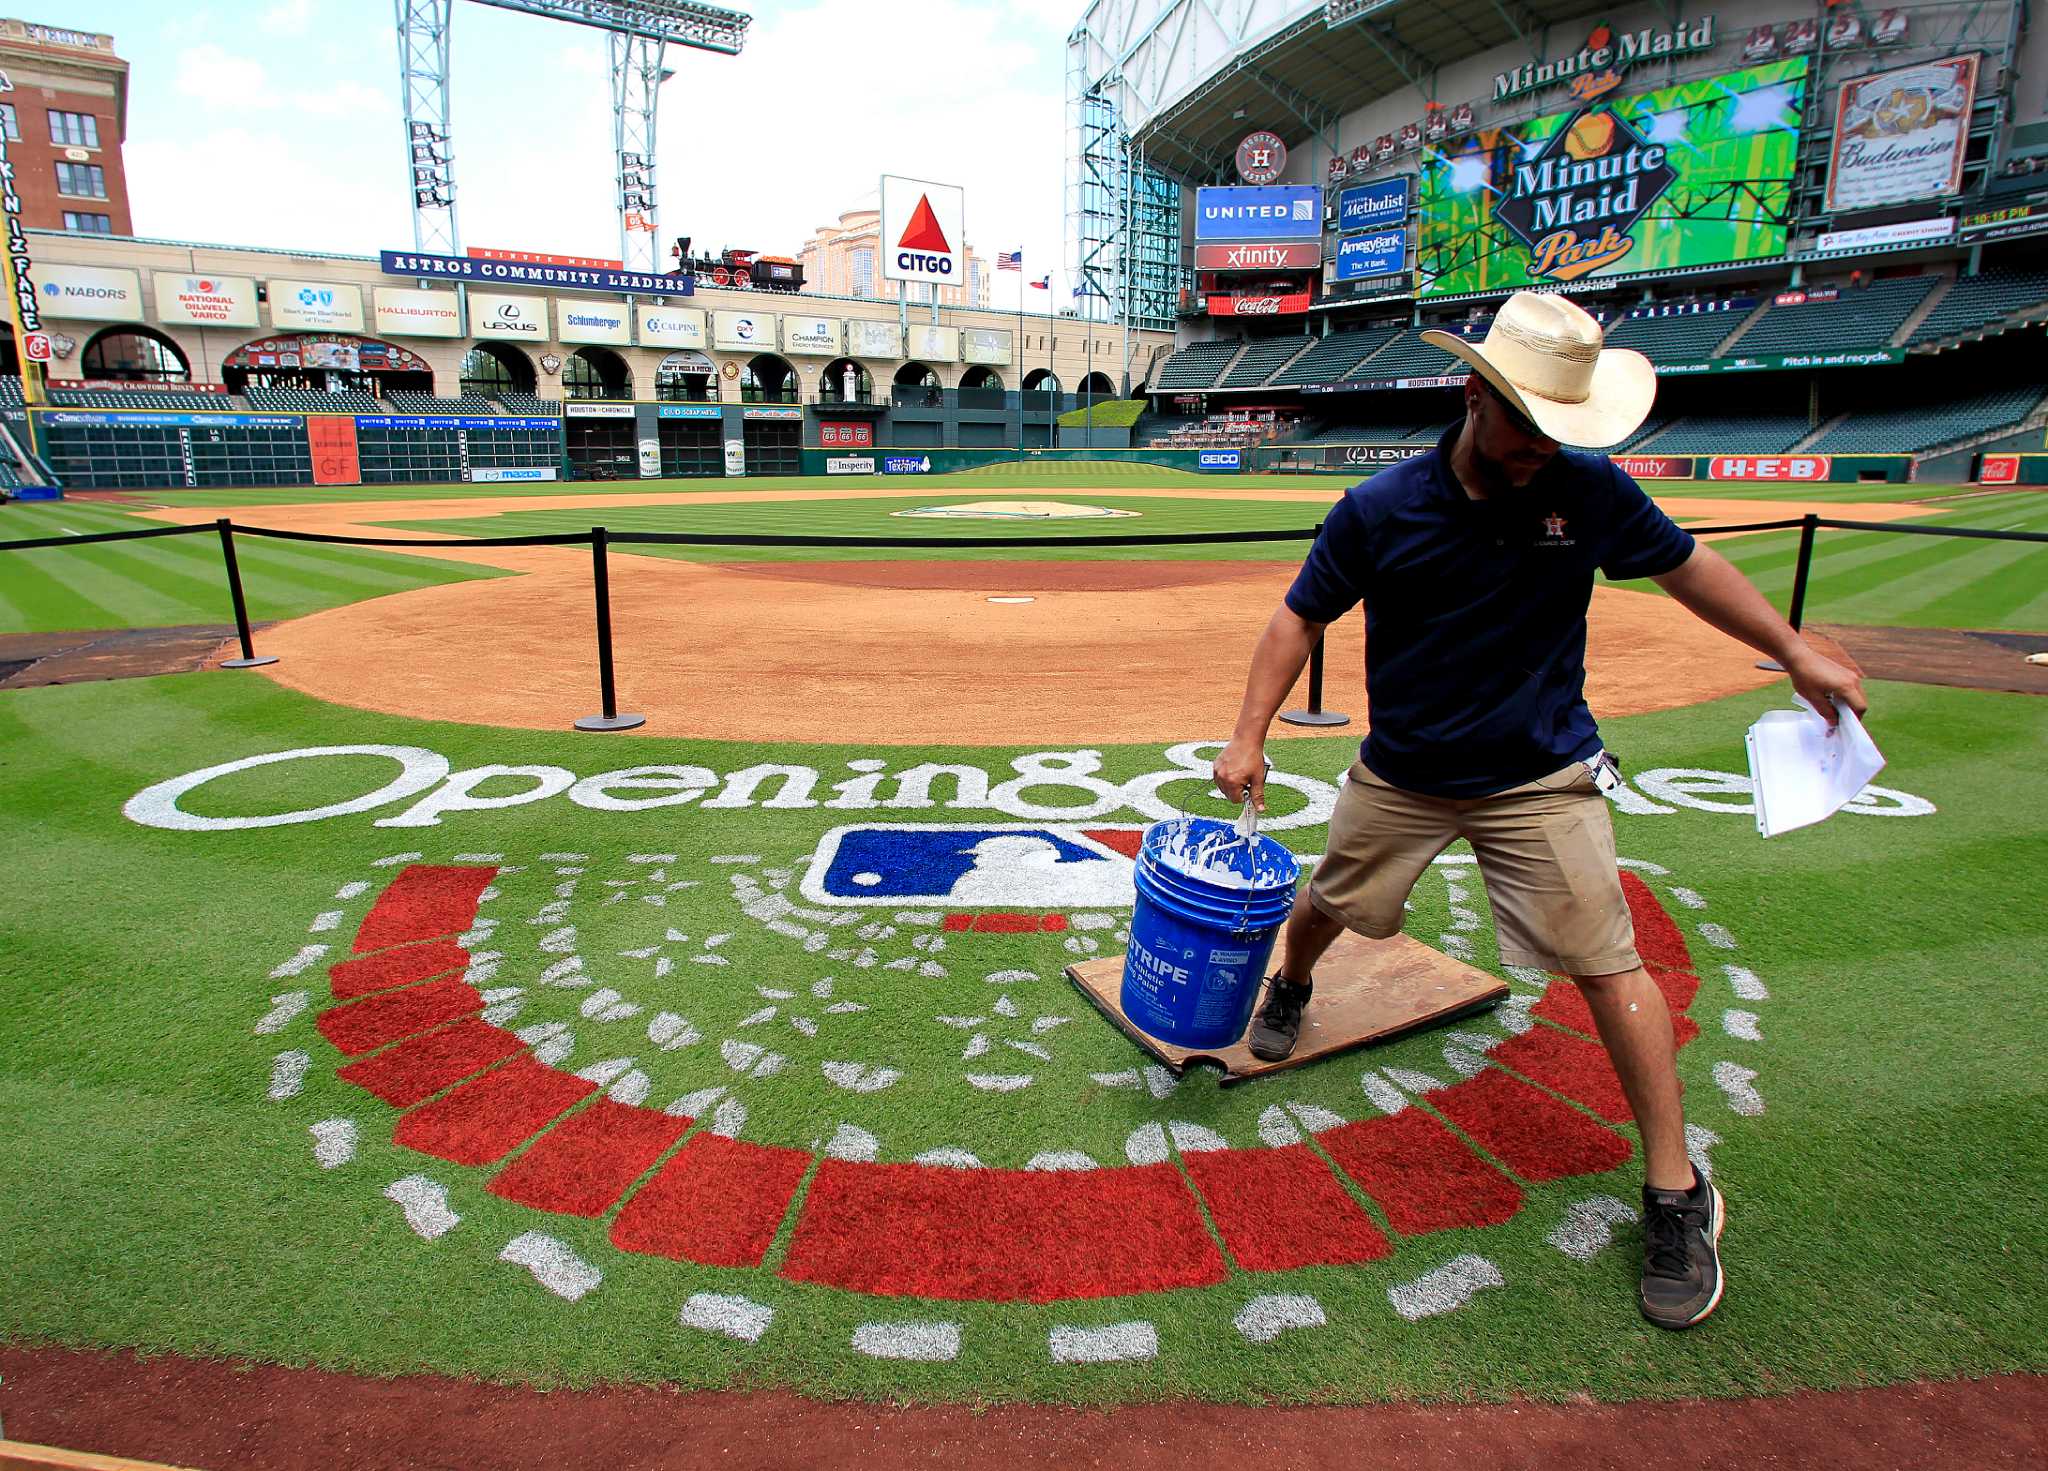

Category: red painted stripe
[336, 1019, 522, 1106]
[1182, 1144, 1391, 1271]
[486, 1099, 691, 1218]
[1620, 871, 1692, 973]
[610, 1133, 810, 1268]
[1319, 1109, 1523, 1235]
[780, 1161, 1227, 1302]
[1081, 828, 1145, 859]
[1429, 1068, 1634, 1183]
[1490, 1026, 1633, 1122]
[316, 978, 482, 1056]
[392, 1058, 592, 1167]
[1532, 979, 1700, 1047]
[353, 865, 497, 952]
[328, 939, 470, 1000]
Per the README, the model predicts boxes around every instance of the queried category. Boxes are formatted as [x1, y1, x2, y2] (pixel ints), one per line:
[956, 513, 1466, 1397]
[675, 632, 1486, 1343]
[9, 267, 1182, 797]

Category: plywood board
[1065, 929, 1508, 1085]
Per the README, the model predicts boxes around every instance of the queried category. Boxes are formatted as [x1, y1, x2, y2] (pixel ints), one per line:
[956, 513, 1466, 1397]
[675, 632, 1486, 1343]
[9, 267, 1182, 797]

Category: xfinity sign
[1194, 186, 1322, 243]
[1337, 178, 1410, 233]
[881, 174, 966, 287]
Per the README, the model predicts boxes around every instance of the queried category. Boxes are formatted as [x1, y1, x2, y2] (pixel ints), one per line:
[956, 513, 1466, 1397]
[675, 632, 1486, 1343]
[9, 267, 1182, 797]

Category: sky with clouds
[80, 0, 1079, 311]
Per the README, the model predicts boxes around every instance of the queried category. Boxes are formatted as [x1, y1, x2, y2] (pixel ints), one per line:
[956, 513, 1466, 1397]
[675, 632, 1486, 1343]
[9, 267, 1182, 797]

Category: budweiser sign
[1207, 292, 1311, 316]
[1194, 242, 1322, 271]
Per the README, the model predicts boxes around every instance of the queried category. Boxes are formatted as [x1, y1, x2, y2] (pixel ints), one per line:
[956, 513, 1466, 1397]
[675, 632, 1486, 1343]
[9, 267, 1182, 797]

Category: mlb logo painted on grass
[800, 823, 1143, 908]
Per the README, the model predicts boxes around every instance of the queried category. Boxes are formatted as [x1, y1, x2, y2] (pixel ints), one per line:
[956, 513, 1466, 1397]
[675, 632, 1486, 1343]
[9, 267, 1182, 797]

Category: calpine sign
[1494, 18, 1718, 104]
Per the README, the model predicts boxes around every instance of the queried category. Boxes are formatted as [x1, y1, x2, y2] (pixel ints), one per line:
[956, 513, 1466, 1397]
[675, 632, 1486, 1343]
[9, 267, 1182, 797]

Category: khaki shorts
[1309, 759, 1640, 976]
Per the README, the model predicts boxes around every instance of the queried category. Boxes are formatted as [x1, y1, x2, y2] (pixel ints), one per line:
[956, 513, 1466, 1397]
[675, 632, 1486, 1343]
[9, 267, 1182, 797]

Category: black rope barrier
[605, 527, 1326, 550]
[0, 522, 212, 552]
[228, 526, 595, 549]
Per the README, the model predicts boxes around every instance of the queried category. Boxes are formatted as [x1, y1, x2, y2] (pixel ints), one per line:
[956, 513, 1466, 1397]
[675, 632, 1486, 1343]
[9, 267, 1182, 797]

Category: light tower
[394, 0, 751, 266]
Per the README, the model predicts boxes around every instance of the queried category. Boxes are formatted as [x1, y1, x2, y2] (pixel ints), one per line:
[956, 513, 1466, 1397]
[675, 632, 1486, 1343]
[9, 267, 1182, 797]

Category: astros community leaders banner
[1417, 57, 1807, 297]
[379, 249, 691, 297]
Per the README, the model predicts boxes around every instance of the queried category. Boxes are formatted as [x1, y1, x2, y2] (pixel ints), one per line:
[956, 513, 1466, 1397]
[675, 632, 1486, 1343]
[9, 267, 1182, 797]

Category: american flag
[997, 249, 1022, 271]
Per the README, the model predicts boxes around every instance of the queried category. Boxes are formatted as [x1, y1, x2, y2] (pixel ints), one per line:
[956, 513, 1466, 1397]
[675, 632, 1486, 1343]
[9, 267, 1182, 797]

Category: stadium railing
[1, 512, 2042, 732]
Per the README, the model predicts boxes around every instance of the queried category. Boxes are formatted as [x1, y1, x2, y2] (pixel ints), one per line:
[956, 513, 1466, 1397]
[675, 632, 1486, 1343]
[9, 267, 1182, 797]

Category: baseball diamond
[3, 0, 2047, 1466]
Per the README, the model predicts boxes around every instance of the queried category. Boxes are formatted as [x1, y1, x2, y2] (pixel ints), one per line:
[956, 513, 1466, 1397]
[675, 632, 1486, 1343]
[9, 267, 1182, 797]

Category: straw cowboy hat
[1421, 291, 1655, 450]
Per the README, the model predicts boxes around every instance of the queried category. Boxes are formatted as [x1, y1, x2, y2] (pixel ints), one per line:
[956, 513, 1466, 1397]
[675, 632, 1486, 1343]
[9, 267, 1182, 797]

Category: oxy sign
[880, 174, 965, 287]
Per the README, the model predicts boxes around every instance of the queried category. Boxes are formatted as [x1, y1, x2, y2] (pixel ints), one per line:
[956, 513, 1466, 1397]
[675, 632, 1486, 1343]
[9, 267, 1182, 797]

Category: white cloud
[259, 0, 315, 38]
[173, 43, 280, 108]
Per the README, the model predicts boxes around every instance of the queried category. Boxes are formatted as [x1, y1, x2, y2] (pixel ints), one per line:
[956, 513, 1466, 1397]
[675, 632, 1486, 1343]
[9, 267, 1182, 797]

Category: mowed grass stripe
[0, 502, 510, 635]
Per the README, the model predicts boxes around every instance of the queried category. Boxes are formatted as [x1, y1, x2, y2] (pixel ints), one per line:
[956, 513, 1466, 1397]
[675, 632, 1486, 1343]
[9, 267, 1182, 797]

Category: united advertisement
[1416, 57, 1807, 298]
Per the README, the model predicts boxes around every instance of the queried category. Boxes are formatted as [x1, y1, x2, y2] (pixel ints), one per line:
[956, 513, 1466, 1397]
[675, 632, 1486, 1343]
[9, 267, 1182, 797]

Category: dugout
[657, 408, 722, 476]
[563, 409, 636, 479]
[741, 410, 802, 476]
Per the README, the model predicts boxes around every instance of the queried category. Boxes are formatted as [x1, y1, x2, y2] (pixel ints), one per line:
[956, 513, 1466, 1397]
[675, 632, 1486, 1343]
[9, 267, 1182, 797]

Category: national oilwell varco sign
[1493, 17, 1717, 104]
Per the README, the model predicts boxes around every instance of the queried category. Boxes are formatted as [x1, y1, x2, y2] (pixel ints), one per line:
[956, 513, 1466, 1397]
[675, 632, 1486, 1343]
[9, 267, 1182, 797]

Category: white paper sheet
[1744, 697, 1886, 838]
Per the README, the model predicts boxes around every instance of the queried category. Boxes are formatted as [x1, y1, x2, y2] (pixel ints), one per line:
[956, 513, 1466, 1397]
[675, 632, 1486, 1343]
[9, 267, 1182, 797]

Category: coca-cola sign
[1206, 292, 1311, 316]
[1193, 242, 1323, 271]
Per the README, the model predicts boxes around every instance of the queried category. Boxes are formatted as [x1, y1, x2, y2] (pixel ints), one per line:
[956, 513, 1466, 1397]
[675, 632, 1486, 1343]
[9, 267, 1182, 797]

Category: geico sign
[120, 743, 1933, 832]
[1709, 455, 1832, 482]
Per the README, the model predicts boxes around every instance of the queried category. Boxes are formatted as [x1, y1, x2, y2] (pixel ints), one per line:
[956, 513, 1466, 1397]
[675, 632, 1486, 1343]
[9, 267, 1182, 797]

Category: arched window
[83, 327, 190, 383]
[564, 347, 630, 400]
[894, 361, 940, 389]
[818, 357, 873, 403]
[740, 354, 796, 403]
[459, 344, 533, 398]
[960, 365, 1004, 391]
[1023, 368, 1062, 393]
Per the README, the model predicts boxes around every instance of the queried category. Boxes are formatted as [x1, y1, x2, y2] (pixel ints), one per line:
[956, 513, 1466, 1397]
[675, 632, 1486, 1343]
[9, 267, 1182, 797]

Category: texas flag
[1028, 276, 1050, 290]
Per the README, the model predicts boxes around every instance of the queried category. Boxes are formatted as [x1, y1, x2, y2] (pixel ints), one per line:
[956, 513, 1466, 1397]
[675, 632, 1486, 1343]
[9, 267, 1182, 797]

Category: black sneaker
[1640, 1171, 1726, 1330]
[1246, 974, 1312, 1061]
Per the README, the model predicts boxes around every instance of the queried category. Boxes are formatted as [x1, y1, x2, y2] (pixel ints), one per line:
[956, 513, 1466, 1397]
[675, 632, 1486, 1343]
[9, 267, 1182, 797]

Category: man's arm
[1652, 542, 1867, 722]
[1212, 603, 1330, 810]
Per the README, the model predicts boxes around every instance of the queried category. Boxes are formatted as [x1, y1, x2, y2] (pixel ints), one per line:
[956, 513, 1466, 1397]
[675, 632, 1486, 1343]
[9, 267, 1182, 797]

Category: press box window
[49, 109, 100, 148]
[57, 162, 109, 199]
[63, 212, 114, 234]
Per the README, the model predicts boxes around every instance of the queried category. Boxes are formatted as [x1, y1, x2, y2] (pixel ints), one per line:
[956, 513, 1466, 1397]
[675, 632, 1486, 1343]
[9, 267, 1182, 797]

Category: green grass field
[0, 671, 2042, 1403]
[0, 500, 507, 636]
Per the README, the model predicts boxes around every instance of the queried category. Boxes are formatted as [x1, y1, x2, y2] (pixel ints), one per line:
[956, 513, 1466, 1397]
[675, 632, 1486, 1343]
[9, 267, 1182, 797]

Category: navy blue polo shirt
[1285, 426, 1696, 798]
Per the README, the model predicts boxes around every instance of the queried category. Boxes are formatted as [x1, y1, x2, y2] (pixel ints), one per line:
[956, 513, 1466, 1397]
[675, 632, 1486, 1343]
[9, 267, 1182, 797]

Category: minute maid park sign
[1493, 16, 1718, 104]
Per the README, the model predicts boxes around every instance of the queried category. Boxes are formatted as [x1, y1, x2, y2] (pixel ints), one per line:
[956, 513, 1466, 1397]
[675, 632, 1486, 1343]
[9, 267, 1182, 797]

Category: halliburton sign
[1206, 292, 1311, 316]
[1194, 242, 1322, 271]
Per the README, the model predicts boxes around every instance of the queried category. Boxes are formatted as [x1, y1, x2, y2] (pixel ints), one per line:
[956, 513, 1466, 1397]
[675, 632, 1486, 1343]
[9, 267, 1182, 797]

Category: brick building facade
[0, 18, 130, 238]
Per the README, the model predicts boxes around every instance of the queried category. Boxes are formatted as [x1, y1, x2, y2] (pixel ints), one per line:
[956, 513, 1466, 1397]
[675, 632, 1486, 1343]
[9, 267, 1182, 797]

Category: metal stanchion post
[1757, 513, 1820, 672]
[575, 526, 646, 731]
[215, 518, 277, 668]
[1279, 631, 1349, 727]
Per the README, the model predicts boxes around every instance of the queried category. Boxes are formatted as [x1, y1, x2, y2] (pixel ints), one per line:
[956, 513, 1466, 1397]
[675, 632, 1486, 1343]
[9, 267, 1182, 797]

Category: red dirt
[1, 1347, 2037, 1471]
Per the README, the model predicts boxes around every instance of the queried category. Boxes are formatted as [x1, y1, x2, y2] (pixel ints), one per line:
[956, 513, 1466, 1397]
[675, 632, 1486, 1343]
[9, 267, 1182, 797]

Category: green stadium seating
[1274, 327, 1403, 386]
[1152, 340, 1244, 390]
[1219, 336, 1312, 387]
[1643, 414, 1812, 453]
[1733, 277, 1935, 357]
[1601, 309, 1746, 364]
[1908, 266, 2048, 346]
[1809, 386, 2043, 452]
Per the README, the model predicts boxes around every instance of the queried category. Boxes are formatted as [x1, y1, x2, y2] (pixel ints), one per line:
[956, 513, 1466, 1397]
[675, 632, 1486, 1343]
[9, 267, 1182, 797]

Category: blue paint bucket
[1119, 817, 1301, 1049]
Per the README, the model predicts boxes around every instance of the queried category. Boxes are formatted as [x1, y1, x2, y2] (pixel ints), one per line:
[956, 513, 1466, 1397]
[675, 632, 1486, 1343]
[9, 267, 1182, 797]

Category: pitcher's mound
[891, 500, 1141, 520]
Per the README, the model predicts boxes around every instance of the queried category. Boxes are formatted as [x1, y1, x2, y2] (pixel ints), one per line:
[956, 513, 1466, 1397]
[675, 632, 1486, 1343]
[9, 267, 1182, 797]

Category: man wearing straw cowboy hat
[1214, 291, 1865, 1330]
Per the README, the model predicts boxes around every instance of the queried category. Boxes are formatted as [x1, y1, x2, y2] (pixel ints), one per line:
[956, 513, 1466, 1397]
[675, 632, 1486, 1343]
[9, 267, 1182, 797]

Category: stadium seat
[1346, 330, 1465, 380]
[1807, 386, 2044, 452]
[385, 391, 500, 415]
[1274, 327, 1403, 387]
[496, 392, 566, 415]
[1640, 414, 1812, 453]
[1219, 336, 1313, 388]
[242, 388, 384, 413]
[1601, 309, 1746, 365]
[1908, 266, 2048, 347]
[1152, 340, 1245, 390]
[44, 386, 240, 411]
[1733, 278, 1936, 357]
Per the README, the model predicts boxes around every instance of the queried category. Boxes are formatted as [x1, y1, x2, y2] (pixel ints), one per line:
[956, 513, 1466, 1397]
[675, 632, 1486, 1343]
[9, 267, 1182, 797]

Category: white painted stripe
[576, 1056, 636, 1086]
[1668, 886, 1707, 910]
[711, 1096, 748, 1138]
[373, 852, 424, 866]
[608, 1070, 651, 1106]
[1712, 1061, 1764, 1115]
[1686, 1122, 1721, 1180]
[1143, 1065, 1179, 1100]
[255, 991, 309, 1035]
[1257, 1105, 1301, 1148]
[680, 1292, 773, 1342]
[1123, 1123, 1168, 1166]
[269, 944, 329, 979]
[985, 969, 1037, 984]
[1168, 1121, 1228, 1154]
[499, 1231, 601, 1301]
[1722, 1009, 1762, 1041]
[826, 1123, 879, 1162]
[913, 1147, 983, 1169]
[666, 1086, 726, 1118]
[647, 1012, 700, 1050]
[966, 1073, 1033, 1092]
[1388, 1254, 1504, 1321]
[822, 1061, 901, 1092]
[1697, 922, 1738, 950]
[384, 1174, 459, 1239]
[1359, 1070, 1408, 1115]
[267, 1050, 309, 1100]
[308, 910, 344, 933]
[335, 880, 370, 901]
[853, 1322, 961, 1362]
[1024, 1150, 1098, 1171]
[538, 926, 578, 954]
[310, 1118, 358, 1169]
[1724, 964, 1769, 1001]
[1050, 1322, 1157, 1364]
[1233, 1294, 1325, 1344]
[1385, 1067, 1446, 1095]
[1545, 1195, 1636, 1261]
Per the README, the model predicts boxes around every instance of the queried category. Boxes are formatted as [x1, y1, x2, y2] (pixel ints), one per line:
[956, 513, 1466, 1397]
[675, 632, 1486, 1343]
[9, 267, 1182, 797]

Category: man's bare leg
[1575, 965, 1693, 1190]
[1275, 887, 1348, 984]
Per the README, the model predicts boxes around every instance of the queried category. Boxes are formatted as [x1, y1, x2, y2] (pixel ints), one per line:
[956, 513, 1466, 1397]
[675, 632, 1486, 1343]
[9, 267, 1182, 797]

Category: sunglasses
[1480, 378, 1547, 440]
